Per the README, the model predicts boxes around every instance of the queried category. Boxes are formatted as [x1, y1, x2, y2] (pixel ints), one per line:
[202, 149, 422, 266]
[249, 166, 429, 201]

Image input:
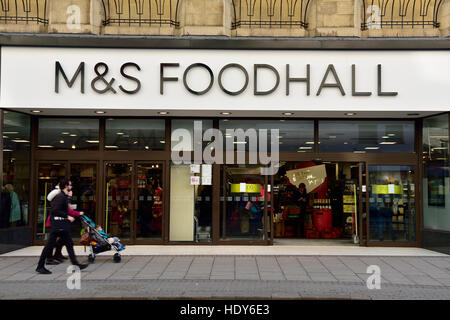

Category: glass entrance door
[220, 165, 268, 241]
[367, 165, 416, 243]
[36, 162, 67, 240]
[136, 162, 164, 240]
[105, 163, 133, 240]
[69, 163, 97, 239]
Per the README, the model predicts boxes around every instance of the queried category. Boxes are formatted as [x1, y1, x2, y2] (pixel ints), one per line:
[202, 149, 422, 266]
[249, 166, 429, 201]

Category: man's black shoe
[46, 259, 60, 265]
[74, 263, 88, 270]
[36, 267, 52, 274]
[54, 255, 68, 260]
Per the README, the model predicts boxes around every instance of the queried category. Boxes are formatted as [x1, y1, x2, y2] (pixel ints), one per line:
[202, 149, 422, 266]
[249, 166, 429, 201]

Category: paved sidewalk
[1, 255, 449, 299]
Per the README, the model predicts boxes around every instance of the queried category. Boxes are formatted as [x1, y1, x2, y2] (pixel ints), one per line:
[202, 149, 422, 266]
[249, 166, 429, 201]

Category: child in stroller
[80, 215, 125, 263]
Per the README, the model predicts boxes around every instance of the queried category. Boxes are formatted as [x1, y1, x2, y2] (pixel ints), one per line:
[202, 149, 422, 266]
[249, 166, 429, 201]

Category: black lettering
[377, 64, 398, 96]
[91, 62, 116, 94]
[286, 64, 310, 96]
[254, 64, 280, 95]
[55, 61, 85, 93]
[183, 63, 214, 95]
[119, 62, 141, 94]
[218, 63, 249, 96]
[352, 64, 371, 96]
[316, 64, 345, 96]
[160, 63, 179, 94]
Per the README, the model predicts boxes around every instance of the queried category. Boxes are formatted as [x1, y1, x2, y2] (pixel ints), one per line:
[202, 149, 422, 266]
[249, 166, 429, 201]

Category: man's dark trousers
[37, 229, 79, 269]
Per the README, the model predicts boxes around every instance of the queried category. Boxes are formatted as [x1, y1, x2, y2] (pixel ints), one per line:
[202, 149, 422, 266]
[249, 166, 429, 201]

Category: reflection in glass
[106, 119, 165, 150]
[423, 114, 449, 231]
[319, 121, 414, 152]
[219, 120, 314, 152]
[220, 165, 266, 240]
[38, 118, 99, 150]
[1, 111, 31, 230]
[136, 163, 163, 239]
[70, 163, 96, 239]
[105, 163, 132, 239]
[369, 166, 415, 242]
[36, 163, 66, 240]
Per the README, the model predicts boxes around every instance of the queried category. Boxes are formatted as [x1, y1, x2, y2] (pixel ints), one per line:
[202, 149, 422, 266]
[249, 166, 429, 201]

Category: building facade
[0, 0, 449, 253]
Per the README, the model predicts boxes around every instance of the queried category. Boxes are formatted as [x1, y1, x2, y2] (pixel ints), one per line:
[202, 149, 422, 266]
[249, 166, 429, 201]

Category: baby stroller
[80, 215, 125, 263]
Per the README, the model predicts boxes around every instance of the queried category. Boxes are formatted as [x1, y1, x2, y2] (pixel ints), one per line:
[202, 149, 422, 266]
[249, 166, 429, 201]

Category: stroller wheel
[113, 253, 121, 263]
[88, 254, 95, 263]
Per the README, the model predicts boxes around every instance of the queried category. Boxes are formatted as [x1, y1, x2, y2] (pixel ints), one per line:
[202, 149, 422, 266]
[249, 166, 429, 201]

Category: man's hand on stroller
[68, 216, 75, 223]
[80, 212, 84, 216]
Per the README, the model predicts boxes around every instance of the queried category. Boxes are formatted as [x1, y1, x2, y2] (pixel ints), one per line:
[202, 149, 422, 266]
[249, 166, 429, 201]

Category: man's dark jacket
[50, 192, 70, 231]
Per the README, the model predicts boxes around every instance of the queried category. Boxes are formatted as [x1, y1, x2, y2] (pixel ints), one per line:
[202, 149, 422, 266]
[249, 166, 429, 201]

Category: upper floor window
[361, 0, 443, 30]
[232, 0, 312, 29]
[101, 0, 180, 27]
[0, 0, 48, 25]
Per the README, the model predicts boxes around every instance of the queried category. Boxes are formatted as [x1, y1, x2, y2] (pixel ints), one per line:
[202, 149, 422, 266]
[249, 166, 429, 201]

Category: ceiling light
[345, 112, 356, 116]
[282, 112, 294, 116]
[31, 110, 42, 113]
[158, 111, 169, 115]
[380, 141, 397, 145]
[38, 145, 54, 148]
[220, 112, 232, 115]
[95, 111, 106, 114]
[61, 132, 70, 135]
[3, 131, 19, 134]
[86, 140, 99, 143]
[71, 144, 76, 149]
[305, 141, 314, 145]
[353, 151, 366, 153]
[387, 133, 395, 137]
[11, 139, 30, 143]
[60, 140, 64, 144]
[299, 146, 312, 150]
[145, 146, 149, 150]
[116, 132, 124, 135]
[70, 134, 77, 137]
[160, 140, 165, 144]
[233, 141, 247, 144]
[364, 147, 380, 150]
[105, 145, 119, 148]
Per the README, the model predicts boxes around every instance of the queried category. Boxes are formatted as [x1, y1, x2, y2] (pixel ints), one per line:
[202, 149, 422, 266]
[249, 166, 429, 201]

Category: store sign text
[55, 61, 398, 97]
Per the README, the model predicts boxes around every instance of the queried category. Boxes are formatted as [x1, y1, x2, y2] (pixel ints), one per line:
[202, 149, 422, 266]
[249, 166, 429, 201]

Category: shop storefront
[0, 46, 449, 251]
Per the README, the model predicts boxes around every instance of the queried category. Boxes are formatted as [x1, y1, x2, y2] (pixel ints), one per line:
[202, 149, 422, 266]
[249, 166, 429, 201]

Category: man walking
[36, 178, 88, 274]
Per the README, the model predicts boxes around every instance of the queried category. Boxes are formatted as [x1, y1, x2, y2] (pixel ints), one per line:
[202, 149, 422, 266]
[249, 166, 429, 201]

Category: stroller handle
[80, 215, 95, 227]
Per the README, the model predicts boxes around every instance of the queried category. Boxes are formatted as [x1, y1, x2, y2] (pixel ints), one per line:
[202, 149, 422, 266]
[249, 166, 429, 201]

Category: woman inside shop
[295, 183, 308, 238]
